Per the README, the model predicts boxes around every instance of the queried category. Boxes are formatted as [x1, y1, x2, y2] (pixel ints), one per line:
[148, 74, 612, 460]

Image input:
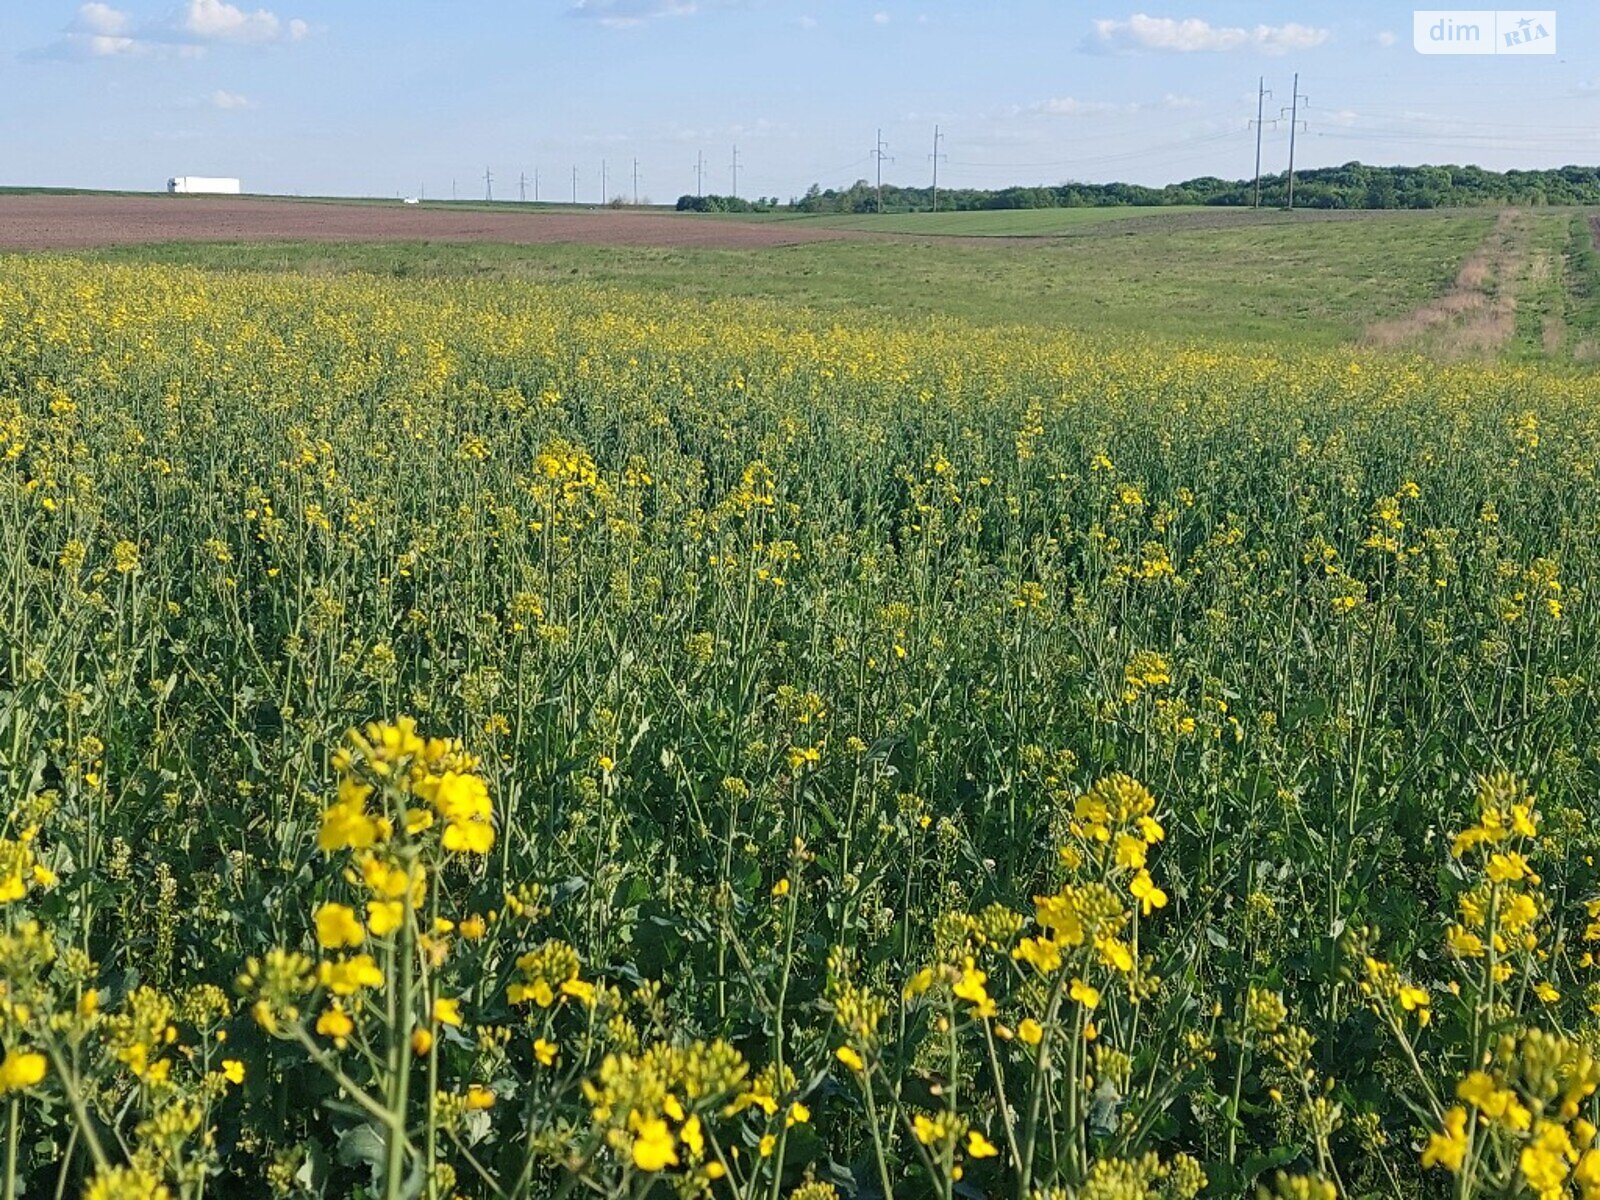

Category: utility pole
[519, 171, 527, 203]
[873, 128, 894, 213]
[601, 159, 608, 204]
[632, 157, 639, 206]
[730, 145, 740, 199]
[451, 178, 457, 202]
[572, 165, 578, 205]
[534, 167, 540, 203]
[484, 166, 492, 202]
[930, 125, 947, 213]
[1249, 77, 1276, 209]
[1281, 73, 1309, 211]
[696, 150, 703, 197]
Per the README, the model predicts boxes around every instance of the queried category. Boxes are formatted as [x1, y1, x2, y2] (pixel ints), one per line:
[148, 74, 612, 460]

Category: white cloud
[29, 2, 145, 57]
[793, 15, 818, 28]
[74, 3, 131, 36]
[28, 0, 308, 59]
[86, 36, 141, 55]
[872, 11, 890, 24]
[1376, 30, 1398, 47]
[183, 0, 303, 44]
[209, 89, 253, 109]
[1088, 14, 1330, 54]
[568, 0, 729, 27]
[1030, 93, 1202, 118]
[1038, 96, 1127, 117]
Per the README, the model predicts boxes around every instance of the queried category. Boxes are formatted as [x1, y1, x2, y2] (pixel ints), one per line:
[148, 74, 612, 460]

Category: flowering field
[5, 255, 1600, 1200]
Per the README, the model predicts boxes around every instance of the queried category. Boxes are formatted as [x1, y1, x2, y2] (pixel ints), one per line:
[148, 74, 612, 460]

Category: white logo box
[1413, 10, 1556, 53]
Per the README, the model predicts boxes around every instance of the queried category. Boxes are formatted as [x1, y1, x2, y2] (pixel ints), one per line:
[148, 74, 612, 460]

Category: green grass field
[731, 205, 1207, 235]
[88, 207, 1515, 351]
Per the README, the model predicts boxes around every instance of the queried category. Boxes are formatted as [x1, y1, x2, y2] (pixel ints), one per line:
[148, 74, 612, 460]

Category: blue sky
[3, 2, 1597, 199]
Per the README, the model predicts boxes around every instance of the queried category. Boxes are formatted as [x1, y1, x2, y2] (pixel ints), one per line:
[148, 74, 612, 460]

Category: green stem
[858, 1067, 897, 1200]
[1018, 977, 1067, 1199]
[5, 1097, 18, 1200]
[39, 1040, 107, 1173]
[980, 1021, 1023, 1172]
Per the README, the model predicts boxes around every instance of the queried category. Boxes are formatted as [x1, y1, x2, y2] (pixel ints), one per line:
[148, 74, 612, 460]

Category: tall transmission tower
[534, 168, 540, 203]
[1281, 73, 1309, 210]
[930, 125, 947, 213]
[484, 166, 492, 202]
[1248, 77, 1277, 209]
[572, 165, 578, 205]
[601, 158, 608, 204]
[519, 171, 527, 203]
[730, 145, 740, 199]
[696, 151, 704, 198]
[632, 157, 639, 206]
[872, 128, 894, 213]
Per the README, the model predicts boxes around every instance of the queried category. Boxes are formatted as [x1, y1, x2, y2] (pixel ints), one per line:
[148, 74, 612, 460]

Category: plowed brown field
[0, 194, 856, 250]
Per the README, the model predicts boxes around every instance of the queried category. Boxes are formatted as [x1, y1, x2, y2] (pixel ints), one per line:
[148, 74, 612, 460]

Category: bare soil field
[0, 194, 857, 251]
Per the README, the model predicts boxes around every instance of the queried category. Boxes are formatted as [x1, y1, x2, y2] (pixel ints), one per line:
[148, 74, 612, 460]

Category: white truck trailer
[167, 177, 242, 195]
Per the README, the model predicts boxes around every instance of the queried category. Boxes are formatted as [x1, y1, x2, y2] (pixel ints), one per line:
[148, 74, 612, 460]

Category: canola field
[5, 256, 1600, 1200]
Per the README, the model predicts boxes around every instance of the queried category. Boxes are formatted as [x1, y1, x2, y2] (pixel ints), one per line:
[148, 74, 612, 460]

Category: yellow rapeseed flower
[433, 997, 462, 1027]
[967, 1131, 1000, 1159]
[0, 1049, 47, 1093]
[315, 1006, 354, 1047]
[319, 955, 384, 996]
[1421, 1106, 1469, 1172]
[1130, 870, 1168, 915]
[366, 900, 404, 937]
[313, 902, 364, 950]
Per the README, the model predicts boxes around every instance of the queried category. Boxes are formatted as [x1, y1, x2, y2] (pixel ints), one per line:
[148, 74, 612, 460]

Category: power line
[872, 128, 894, 213]
[1281, 73, 1310, 210]
[947, 128, 1237, 172]
[1249, 77, 1278, 208]
[1315, 129, 1600, 150]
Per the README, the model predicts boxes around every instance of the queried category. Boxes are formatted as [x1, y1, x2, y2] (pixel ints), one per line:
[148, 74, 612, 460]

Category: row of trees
[674, 194, 782, 213]
[781, 163, 1600, 213]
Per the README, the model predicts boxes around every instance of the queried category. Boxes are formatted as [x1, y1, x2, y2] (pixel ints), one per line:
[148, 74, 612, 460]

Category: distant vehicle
[403, 197, 420, 205]
[168, 176, 241, 195]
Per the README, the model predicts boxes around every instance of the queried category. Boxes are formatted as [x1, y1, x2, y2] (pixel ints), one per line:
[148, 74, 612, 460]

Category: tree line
[673, 163, 1600, 214]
